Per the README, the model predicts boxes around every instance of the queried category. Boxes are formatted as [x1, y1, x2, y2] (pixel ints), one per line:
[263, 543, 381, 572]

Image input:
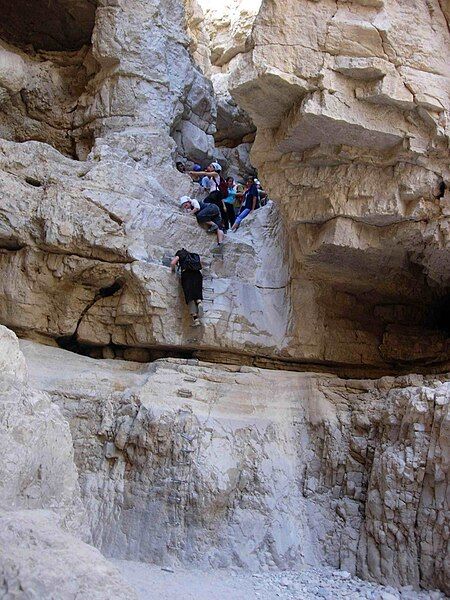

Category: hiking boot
[192, 316, 201, 327]
[207, 224, 219, 233]
[196, 301, 204, 318]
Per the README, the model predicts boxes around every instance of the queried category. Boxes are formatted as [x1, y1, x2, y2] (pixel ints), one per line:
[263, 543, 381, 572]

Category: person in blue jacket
[231, 176, 259, 231]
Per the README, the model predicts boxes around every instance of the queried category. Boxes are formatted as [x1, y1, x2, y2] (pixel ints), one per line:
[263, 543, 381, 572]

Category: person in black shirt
[170, 248, 204, 327]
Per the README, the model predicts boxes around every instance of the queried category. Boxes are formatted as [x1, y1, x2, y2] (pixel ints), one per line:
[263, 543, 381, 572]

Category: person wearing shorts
[170, 248, 204, 327]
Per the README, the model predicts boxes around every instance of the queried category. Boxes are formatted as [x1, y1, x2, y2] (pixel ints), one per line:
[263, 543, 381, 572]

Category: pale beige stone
[226, 0, 450, 368]
[0, 0, 449, 597]
[17, 339, 450, 593]
[0, 511, 136, 600]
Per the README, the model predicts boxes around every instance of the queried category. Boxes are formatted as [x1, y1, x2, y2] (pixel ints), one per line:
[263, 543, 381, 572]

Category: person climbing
[231, 176, 260, 231]
[186, 164, 203, 185]
[254, 178, 268, 206]
[187, 164, 218, 190]
[210, 162, 229, 199]
[179, 196, 224, 245]
[224, 176, 237, 228]
[170, 248, 204, 327]
[202, 162, 229, 231]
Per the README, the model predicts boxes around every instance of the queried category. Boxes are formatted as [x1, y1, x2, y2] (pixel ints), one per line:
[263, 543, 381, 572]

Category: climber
[231, 176, 260, 231]
[202, 162, 229, 231]
[224, 176, 237, 228]
[179, 196, 224, 245]
[188, 164, 203, 182]
[170, 248, 204, 327]
[187, 164, 218, 190]
[176, 161, 186, 173]
[255, 179, 268, 206]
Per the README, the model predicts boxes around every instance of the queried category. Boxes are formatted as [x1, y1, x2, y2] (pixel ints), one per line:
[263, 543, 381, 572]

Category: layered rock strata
[3, 0, 448, 369]
[0, 0, 449, 597]
[227, 0, 450, 367]
[18, 337, 450, 593]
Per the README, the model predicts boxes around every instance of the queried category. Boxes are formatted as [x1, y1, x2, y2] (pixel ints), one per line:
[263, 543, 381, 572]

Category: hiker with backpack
[171, 248, 204, 327]
[179, 196, 224, 245]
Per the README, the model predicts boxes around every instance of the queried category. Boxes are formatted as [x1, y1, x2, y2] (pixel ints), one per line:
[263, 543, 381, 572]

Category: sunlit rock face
[0, 0, 292, 364]
[186, 0, 259, 180]
[228, 0, 450, 367]
[1, 0, 449, 369]
[0, 0, 449, 597]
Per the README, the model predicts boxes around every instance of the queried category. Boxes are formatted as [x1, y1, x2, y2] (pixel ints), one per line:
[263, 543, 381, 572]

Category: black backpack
[182, 250, 202, 271]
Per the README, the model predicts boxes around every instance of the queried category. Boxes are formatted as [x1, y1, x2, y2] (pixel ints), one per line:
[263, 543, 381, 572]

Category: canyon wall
[0, 326, 136, 598]
[0, 0, 449, 596]
[1, 332, 448, 593]
[226, 0, 450, 368]
[1, 0, 449, 371]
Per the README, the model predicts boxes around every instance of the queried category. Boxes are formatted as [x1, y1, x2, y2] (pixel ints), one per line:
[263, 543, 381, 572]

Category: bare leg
[188, 300, 198, 316]
[188, 300, 200, 326]
[216, 228, 224, 244]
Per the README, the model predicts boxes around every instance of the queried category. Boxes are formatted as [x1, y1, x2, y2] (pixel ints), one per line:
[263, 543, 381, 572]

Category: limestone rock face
[0, 136, 290, 361]
[20, 339, 450, 593]
[0, 326, 84, 532]
[2, 0, 448, 369]
[186, 0, 257, 149]
[0, 325, 137, 598]
[0, 0, 293, 366]
[228, 0, 450, 367]
[0, 511, 136, 600]
[0, 0, 449, 596]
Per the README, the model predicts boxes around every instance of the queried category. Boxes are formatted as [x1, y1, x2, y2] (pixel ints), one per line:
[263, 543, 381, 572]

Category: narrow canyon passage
[0, 0, 449, 598]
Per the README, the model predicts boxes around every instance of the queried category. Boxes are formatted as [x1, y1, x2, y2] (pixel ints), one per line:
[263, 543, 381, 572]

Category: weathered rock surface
[227, 0, 450, 367]
[0, 325, 137, 598]
[0, 136, 290, 363]
[0, 0, 449, 597]
[0, 0, 296, 366]
[1, 0, 448, 368]
[0, 326, 85, 533]
[20, 338, 450, 593]
[186, 0, 257, 148]
[0, 511, 136, 600]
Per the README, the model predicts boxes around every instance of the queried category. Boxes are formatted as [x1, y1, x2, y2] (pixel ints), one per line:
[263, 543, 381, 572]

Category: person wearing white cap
[203, 162, 229, 230]
[179, 196, 224, 245]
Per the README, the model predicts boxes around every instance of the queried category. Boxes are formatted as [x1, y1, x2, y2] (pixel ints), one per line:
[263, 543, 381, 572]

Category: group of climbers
[172, 159, 268, 326]
[180, 160, 266, 239]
